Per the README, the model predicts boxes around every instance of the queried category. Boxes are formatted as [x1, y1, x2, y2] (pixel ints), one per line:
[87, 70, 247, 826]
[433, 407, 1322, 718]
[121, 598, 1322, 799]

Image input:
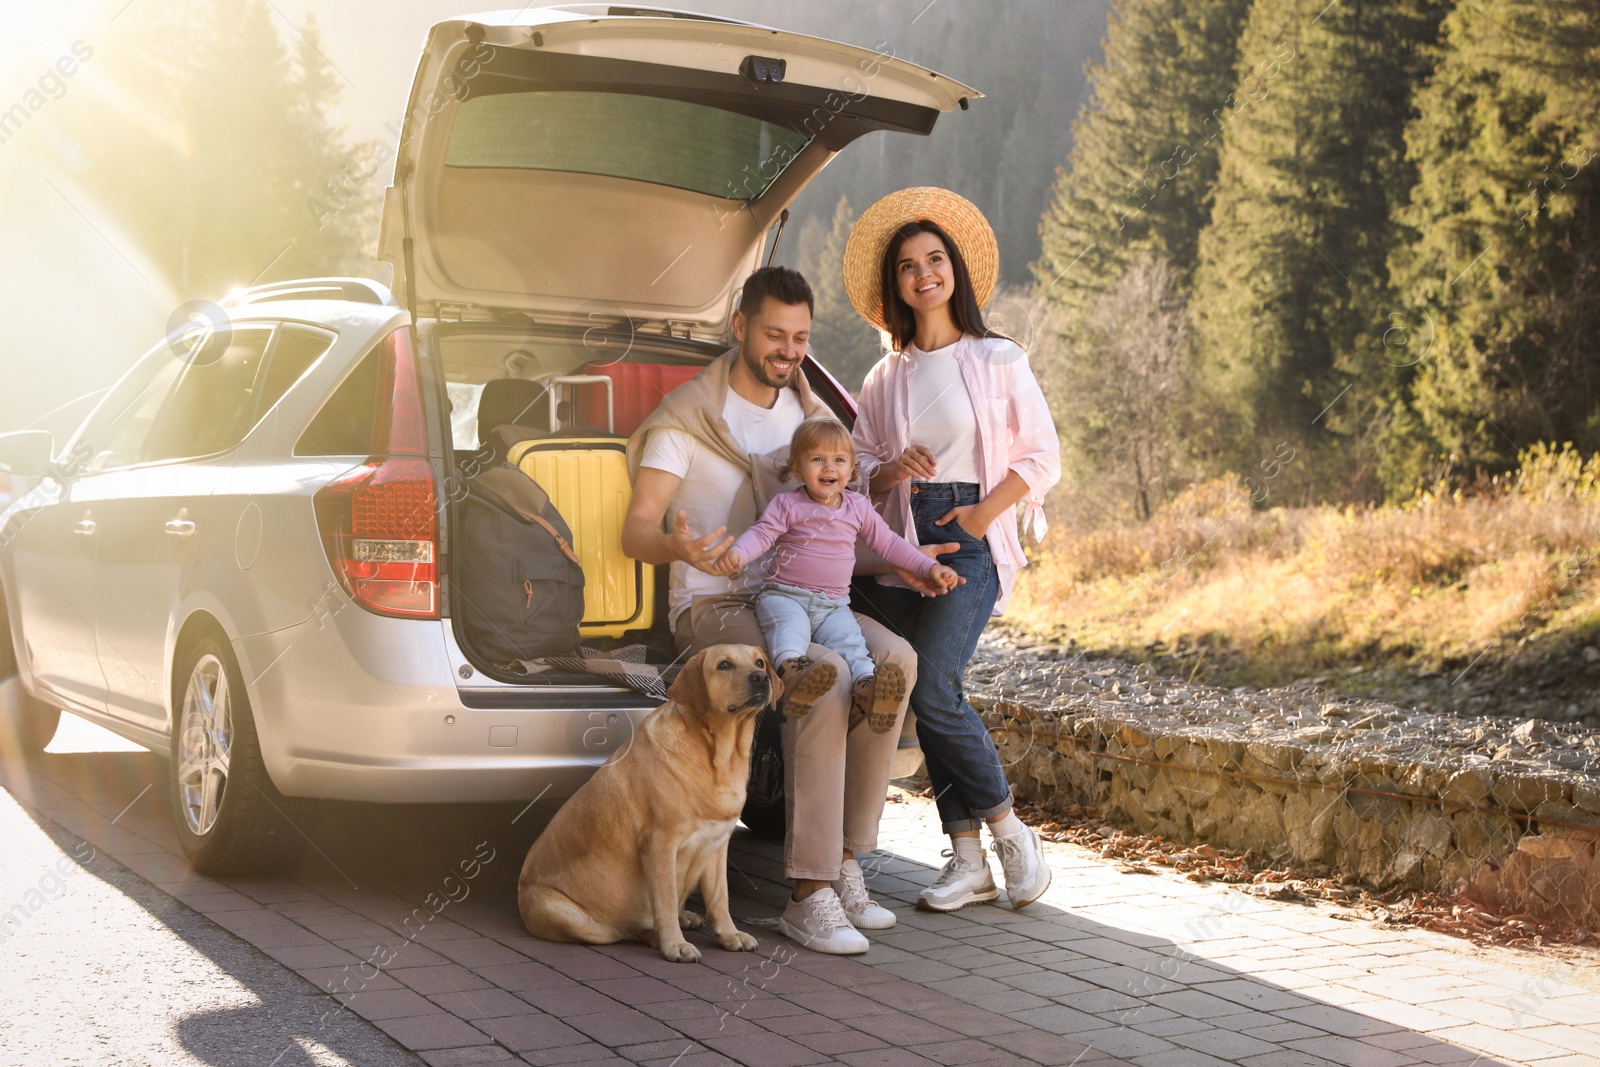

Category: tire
[740, 792, 787, 840]
[168, 633, 305, 874]
[0, 595, 60, 756]
[740, 705, 787, 840]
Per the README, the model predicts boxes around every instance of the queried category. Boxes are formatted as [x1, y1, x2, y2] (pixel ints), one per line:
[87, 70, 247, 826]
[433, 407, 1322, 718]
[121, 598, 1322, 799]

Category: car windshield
[444, 90, 812, 200]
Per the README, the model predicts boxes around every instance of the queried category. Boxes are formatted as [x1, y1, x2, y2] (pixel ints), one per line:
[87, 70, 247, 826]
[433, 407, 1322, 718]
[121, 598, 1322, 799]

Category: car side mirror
[0, 431, 56, 479]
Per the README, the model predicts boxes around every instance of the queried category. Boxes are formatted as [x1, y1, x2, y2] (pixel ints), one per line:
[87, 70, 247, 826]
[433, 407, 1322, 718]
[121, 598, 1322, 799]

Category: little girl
[710, 416, 957, 731]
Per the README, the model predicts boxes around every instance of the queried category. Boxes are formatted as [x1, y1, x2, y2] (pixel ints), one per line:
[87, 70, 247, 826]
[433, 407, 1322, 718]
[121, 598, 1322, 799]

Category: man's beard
[741, 344, 795, 389]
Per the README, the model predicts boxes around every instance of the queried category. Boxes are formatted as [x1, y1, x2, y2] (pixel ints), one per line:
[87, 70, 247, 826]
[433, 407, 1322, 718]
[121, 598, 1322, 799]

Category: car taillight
[313, 326, 439, 619]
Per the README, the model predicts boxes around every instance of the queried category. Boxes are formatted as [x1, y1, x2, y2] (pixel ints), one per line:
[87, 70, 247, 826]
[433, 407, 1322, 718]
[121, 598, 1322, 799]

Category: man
[623, 266, 951, 956]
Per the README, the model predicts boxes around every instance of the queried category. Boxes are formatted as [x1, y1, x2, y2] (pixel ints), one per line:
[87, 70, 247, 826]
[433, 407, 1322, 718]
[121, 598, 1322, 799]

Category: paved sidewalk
[784, 794, 1600, 1067]
[6, 742, 1600, 1067]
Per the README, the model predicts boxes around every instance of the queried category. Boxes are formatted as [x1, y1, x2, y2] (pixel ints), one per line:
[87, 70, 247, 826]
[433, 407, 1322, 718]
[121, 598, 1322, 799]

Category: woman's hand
[896, 542, 964, 595]
[935, 503, 989, 541]
[869, 444, 938, 494]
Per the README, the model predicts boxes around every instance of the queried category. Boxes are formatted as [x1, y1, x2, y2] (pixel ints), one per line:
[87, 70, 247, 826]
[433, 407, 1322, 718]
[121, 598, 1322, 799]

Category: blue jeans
[756, 582, 875, 682]
[870, 482, 1012, 833]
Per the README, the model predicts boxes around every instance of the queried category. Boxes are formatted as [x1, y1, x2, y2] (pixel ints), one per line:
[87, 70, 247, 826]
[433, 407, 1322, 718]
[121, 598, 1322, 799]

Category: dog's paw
[660, 940, 702, 964]
[678, 909, 705, 930]
[718, 931, 759, 952]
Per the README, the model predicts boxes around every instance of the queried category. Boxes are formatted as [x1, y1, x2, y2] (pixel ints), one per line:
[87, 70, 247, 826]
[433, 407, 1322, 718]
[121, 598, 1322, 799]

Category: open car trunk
[379, 6, 978, 337]
[380, 7, 976, 681]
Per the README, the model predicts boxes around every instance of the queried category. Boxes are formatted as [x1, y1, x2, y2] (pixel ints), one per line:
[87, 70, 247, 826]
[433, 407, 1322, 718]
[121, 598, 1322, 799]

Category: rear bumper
[231, 614, 657, 804]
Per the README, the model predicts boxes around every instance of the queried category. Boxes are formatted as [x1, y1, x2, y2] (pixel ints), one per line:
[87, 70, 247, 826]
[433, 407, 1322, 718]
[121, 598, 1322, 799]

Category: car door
[379, 11, 979, 338]
[7, 347, 189, 713]
[5, 473, 106, 714]
[86, 322, 332, 730]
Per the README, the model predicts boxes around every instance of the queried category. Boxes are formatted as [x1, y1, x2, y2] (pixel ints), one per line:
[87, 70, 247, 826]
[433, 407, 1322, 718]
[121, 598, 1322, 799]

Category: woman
[845, 187, 1062, 911]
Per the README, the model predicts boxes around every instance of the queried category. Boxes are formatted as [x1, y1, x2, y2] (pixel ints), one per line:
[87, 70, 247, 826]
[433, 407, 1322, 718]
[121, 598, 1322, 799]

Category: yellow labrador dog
[518, 644, 780, 962]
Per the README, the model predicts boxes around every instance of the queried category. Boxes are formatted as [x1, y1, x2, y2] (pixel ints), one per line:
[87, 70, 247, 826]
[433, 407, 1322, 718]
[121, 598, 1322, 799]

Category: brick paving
[7, 745, 1600, 1067]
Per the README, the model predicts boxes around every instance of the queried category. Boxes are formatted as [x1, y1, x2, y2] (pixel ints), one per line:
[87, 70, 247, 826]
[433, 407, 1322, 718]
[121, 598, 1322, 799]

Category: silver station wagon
[0, 5, 977, 873]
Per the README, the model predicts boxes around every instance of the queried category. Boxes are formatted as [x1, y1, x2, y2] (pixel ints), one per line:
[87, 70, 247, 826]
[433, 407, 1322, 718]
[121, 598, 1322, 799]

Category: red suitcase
[576, 361, 702, 438]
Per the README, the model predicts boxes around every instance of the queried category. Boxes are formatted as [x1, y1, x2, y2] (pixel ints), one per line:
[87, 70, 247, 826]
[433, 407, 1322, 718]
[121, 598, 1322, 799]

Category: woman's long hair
[878, 219, 990, 352]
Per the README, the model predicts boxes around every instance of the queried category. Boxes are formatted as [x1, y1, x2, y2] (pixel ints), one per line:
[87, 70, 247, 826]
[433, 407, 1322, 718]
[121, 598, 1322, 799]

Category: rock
[1206, 738, 1245, 770]
[1247, 741, 1298, 772]
[1491, 774, 1568, 813]
[1401, 812, 1455, 859]
[1389, 850, 1426, 886]
[1512, 719, 1554, 745]
[1533, 801, 1600, 830]
[1441, 768, 1493, 806]
[1583, 645, 1600, 663]
[1453, 810, 1519, 859]
[1284, 790, 1338, 863]
[1116, 723, 1150, 747]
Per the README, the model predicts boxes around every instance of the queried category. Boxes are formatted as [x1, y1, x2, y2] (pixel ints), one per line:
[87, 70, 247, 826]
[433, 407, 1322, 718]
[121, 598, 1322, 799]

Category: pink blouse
[852, 335, 1061, 615]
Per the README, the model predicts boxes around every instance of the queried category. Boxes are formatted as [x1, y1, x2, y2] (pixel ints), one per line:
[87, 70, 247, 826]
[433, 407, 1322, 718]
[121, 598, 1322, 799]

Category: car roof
[449, 6, 764, 31]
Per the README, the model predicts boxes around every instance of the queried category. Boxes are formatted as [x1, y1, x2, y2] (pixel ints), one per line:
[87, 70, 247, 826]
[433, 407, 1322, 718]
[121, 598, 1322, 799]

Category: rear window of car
[296, 345, 380, 457]
[444, 90, 812, 200]
[141, 324, 334, 463]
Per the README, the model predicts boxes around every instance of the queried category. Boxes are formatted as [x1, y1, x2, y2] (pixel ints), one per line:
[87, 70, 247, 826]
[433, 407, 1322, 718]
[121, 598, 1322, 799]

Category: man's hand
[671, 510, 735, 574]
[869, 444, 938, 494]
[706, 547, 745, 577]
[895, 541, 964, 595]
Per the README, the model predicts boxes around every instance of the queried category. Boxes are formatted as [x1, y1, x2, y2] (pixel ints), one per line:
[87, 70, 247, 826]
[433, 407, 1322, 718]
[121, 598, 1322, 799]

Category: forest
[1036, 0, 1600, 512]
[18, 0, 1600, 699]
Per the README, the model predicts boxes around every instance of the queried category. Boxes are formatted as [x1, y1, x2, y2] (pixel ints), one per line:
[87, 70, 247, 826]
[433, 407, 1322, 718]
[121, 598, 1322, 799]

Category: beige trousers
[675, 594, 915, 881]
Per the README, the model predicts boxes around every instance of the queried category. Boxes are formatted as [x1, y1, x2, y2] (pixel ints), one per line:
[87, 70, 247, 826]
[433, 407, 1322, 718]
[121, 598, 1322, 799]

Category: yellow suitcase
[507, 434, 654, 638]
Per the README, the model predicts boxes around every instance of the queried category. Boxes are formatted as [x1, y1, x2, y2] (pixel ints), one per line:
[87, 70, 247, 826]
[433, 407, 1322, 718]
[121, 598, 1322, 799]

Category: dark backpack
[456, 466, 585, 665]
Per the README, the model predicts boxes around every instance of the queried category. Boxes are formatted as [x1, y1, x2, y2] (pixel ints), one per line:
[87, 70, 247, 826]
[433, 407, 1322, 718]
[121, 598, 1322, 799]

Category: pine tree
[1390, 0, 1600, 480]
[1032, 0, 1253, 321]
[61, 0, 373, 298]
[1187, 0, 1449, 499]
[807, 197, 885, 396]
[1027, 0, 1251, 509]
[287, 12, 377, 274]
[718, 0, 1110, 289]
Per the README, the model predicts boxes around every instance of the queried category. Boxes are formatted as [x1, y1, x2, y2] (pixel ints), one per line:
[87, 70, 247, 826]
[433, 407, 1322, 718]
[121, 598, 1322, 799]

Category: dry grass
[1012, 445, 1600, 677]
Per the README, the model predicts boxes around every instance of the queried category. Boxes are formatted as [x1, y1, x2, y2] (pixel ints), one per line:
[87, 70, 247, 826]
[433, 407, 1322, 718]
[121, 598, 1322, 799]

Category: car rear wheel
[0, 597, 60, 756]
[740, 705, 786, 840]
[168, 633, 304, 874]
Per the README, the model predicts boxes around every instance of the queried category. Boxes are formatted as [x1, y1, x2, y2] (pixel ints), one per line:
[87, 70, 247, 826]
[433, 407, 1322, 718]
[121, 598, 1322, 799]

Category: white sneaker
[993, 826, 1051, 909]
[916, 849, 999, 912]
[832, 859, 897, 930]
[778, 888, 869, 955]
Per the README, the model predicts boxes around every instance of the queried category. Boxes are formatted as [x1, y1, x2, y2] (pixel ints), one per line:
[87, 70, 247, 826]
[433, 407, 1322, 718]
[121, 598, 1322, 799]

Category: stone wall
[961, 641, 1600, 919]
[980, 699, 1598, 890]
[953, 643, 1600, 927]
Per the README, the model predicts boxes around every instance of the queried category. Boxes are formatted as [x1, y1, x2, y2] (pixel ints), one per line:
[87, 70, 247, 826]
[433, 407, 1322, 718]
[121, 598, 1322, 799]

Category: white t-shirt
[640, 386, 805, 625]
[906, 341, 982, 485]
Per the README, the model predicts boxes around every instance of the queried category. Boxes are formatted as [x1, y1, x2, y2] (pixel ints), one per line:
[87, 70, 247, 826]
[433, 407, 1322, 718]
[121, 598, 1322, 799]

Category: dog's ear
[668, 650, 710, 713]
[762, 650, 783, 708]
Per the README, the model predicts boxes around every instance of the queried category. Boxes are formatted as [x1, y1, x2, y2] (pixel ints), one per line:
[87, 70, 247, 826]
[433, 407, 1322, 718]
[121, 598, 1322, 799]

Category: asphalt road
[0, 714, 555, 1067]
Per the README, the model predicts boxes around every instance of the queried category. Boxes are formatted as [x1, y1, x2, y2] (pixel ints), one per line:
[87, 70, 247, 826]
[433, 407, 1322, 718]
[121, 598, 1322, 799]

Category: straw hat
[842, 186, 999, 332]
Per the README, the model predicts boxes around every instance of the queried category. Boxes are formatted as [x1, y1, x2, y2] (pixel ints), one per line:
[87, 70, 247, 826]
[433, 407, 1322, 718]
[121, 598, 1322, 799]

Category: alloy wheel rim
[177, 653, 232, 836]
